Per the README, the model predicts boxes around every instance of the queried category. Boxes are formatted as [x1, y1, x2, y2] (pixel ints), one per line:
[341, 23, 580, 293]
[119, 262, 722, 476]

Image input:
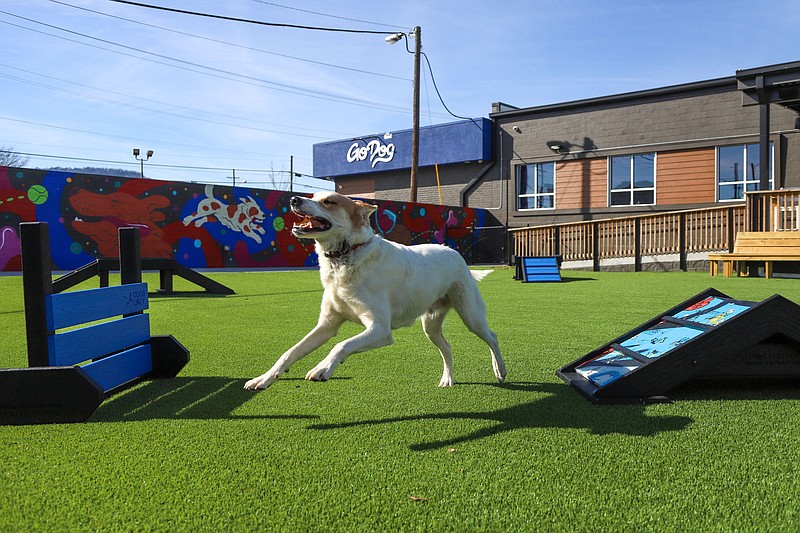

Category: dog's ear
[353, 200, 378, 227]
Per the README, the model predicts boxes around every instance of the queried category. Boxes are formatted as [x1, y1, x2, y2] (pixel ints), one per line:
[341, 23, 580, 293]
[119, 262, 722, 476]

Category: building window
[609, 153, 655, 206]
[517, 162, 555, 210]
[717, 143, 773, 201]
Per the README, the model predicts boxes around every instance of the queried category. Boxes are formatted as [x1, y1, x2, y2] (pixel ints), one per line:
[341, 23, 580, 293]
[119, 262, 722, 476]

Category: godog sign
[313, 118, 491, 178]
[346, 139, 396, 168]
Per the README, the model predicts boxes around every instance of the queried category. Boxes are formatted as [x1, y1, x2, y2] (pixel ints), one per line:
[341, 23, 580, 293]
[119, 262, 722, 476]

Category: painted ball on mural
[27, 185, 48, 205]
[273, 216, 285, 232]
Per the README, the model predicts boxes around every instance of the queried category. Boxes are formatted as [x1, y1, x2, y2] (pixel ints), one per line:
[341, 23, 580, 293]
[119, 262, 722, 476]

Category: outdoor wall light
[385, 32, 404, 44]
[132, 148, 154, 178]
[132, 148, 153, 158]
[547, 141, 569, 154]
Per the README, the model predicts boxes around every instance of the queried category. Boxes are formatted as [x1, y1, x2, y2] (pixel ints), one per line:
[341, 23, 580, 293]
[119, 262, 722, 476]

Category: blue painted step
[520, 256, 561, 282]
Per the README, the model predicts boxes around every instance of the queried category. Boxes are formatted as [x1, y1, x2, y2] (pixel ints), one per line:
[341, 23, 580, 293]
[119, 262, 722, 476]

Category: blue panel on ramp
[520, 256, 561, 283]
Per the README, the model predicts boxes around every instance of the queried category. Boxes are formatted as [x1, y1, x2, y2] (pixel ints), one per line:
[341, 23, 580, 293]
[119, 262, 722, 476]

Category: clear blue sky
[1, 0, 798, 192]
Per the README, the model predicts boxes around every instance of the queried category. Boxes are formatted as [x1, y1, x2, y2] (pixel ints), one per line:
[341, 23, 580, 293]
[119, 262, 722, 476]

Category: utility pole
[410, 25, 421, 204]
[385, 27, 422, 203]
[289, 155, 294, 192]
[227, 169, 245, 188]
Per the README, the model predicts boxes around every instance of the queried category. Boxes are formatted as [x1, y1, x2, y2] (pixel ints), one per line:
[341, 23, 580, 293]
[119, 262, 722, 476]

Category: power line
[421, 52, 483, 130]
[0, 62, 351, 137]
[3, 7, 464, 127]
[107, 0, 402, 35]
[0, 12, 437, 117]
[48, 0, 410, 82]
[0, 11, 402, 109]
[395, 31, 483, 130]
[0, 67, 337, 140]
[12, 150, 328, 179]
[7, 137, 330, 186]
[242, 180, 332, 191]
[2, 4, 478, 183]
[0, 115, 310, 161]
[248, 0, 406, 30]
[1, 138, 311, 167]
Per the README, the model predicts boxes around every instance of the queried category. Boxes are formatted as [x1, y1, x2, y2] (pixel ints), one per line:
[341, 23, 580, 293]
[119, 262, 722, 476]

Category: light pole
[386, 26, 421, 203]
[132, 148, 153, 178]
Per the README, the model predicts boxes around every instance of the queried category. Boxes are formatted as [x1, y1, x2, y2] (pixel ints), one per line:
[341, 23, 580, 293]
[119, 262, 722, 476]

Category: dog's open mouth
[293, 215, 332, 234]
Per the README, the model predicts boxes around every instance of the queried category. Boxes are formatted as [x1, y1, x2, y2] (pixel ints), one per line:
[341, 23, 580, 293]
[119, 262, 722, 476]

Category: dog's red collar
[323, 239, 371, 259]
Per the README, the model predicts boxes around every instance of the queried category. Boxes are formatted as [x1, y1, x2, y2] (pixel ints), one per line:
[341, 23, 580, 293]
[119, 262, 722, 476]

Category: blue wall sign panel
[313, 118, 492, 178]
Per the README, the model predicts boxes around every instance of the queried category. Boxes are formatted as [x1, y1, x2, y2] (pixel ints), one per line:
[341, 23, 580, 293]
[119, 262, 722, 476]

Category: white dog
[244, 192, 506, 390]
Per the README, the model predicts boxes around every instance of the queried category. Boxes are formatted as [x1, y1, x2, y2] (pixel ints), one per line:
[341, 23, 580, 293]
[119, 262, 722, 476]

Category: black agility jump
[52, 256, 234, 295]
[0, 222, 189, 425]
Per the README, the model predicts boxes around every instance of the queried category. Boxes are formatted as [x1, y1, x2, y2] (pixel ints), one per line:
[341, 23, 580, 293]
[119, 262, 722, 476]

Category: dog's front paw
[244, 372, 279, 390]
[305, 364, 333, 382]
[438, 373, 453, 387]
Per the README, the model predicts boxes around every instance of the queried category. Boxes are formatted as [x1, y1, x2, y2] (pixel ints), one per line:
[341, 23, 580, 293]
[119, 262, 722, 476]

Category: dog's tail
[470, 269, 494, 282]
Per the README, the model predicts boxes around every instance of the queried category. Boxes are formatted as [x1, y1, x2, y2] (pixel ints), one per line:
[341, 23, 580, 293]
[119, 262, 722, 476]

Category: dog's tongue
[295, 216, 323, 230]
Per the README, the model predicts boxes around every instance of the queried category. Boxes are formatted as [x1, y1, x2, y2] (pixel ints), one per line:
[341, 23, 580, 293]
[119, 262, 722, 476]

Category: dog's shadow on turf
[307, 382, 694, 451]
[91, 376, 320, 423]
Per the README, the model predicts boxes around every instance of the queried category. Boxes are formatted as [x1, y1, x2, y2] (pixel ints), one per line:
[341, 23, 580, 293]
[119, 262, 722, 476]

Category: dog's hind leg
[452, 286, 507, 383]
[422, 307, 454, 387]
[469, 319, 505, 383]
[478, 325, 506, 384]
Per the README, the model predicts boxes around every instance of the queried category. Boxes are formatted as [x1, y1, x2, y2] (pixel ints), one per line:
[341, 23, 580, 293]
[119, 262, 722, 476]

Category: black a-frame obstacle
[557, 288, 800, 403]
[0, 223, 189, 425]
[52, 257, 234, 295]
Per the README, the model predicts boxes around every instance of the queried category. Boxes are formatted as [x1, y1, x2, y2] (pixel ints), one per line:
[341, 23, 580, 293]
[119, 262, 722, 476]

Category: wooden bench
[708, 231, 800, 278]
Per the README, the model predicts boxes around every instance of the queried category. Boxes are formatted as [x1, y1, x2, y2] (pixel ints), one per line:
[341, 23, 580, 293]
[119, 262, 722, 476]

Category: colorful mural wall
[0, 167, 500, 271]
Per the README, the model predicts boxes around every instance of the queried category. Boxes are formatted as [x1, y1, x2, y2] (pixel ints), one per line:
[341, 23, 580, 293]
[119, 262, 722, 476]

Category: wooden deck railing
[747, 189, 800, 231]
[510, 204, 748, 270]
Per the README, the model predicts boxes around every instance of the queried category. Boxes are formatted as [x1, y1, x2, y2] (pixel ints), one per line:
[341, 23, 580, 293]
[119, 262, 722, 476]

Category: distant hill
[47, 167, 141, 178]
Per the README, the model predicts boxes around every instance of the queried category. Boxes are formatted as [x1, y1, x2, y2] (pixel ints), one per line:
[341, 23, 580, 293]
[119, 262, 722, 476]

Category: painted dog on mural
[244, 191, 506, 391]
[183, 184, 266, 243]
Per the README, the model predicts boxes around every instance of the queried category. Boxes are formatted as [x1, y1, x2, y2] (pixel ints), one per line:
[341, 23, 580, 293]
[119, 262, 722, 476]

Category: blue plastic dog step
[518, 256, 561, 282]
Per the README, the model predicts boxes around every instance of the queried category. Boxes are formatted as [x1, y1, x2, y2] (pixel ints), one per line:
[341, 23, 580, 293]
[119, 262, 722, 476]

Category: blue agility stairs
[516, 256, 562, 283]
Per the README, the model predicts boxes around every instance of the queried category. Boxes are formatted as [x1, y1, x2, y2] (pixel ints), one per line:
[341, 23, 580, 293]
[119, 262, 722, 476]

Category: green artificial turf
[2, 268, 800, 531]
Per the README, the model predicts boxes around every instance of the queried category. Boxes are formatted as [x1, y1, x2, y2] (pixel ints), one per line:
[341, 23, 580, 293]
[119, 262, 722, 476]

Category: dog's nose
[290, 196, 302, 208]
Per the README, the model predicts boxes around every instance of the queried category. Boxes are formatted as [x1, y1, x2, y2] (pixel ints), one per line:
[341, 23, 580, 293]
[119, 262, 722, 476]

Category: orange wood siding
[656, 148, 716, 205]
[556, 158, 608, 209]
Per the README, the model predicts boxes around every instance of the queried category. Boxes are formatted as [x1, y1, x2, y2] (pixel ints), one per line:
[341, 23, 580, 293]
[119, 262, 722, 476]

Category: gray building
[317, 61, 800, 231]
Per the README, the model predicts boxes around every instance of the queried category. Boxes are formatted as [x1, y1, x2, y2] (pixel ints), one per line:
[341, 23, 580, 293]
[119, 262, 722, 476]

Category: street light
[386, 26, 421, 203]
[132, 148, 153, 178]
